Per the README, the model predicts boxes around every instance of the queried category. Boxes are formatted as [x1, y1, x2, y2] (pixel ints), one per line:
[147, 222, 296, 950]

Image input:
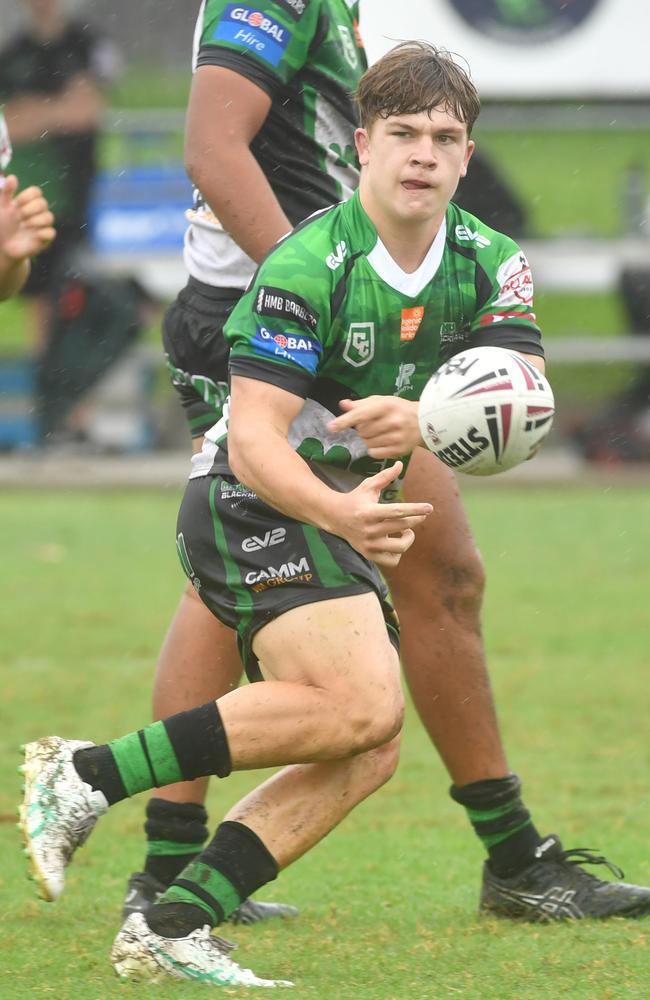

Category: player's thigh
[386, 447, 484, 594]
[252, 591, 403, 706]
[176, 473, 400, 684]
[162, 278, 240, 438]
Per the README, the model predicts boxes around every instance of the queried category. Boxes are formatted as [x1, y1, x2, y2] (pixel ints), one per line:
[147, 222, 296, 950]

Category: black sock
[73, 701, 231, 806]
[143, 798, 209, 886]
[450, 773, 543, 878]
[146, 821, 278, 938]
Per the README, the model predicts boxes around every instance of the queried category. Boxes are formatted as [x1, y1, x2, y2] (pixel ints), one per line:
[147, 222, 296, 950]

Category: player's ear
[355, 127, 370, 166]
[459, 139, 475, 179]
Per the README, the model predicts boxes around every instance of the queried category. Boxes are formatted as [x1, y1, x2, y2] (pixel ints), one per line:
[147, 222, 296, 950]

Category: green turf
[1, 485, 649, 998]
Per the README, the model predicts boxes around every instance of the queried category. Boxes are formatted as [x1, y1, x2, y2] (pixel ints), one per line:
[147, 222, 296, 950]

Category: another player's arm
[228, 376, 432, 567]
[2, 74, 105, 143]
[185, 67, 292, 264]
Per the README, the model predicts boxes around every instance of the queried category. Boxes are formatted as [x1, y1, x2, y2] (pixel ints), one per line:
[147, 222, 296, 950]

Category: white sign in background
[360, 0, 650, 99]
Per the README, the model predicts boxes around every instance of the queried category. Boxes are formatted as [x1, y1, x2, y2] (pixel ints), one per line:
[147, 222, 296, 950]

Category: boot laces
[558, 847, 624, 881]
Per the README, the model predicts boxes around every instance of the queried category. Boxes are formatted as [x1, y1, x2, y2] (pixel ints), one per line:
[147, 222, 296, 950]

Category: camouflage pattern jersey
[191, 191, 544, 494]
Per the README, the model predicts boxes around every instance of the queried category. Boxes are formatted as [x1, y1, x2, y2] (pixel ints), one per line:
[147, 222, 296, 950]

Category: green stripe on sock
[157, 884, 220, 925]
[147, 839, 202, 857]
[109, 732, 155, 797]
[466, 802, 518, 823]
[172, 860, 242, 920]
[482, 818, 533, 849]
[142, 720, 184, 787]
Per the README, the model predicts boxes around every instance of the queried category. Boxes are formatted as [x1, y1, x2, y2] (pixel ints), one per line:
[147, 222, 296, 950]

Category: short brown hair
[356, 41, 481, 135]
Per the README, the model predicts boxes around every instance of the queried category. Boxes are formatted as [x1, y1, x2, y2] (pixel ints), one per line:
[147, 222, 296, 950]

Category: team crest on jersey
[343, 322, 374, 367]
[214, 6, 291, 67]
[337, 24, 359, 68]
[272, 0, 309, 21]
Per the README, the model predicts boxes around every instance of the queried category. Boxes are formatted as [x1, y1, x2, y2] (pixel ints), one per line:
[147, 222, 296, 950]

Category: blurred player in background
[0, 0, 121, 349]
[120, 2, 650, 929]
[0, 109, 55, 300]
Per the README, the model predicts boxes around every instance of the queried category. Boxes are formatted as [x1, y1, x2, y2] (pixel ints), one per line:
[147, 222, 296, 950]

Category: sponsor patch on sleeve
[213, 5, 292, 67]
[494, 251, 534, 307]
[251, 324, 322, 374]
[255, 285, 319, 331]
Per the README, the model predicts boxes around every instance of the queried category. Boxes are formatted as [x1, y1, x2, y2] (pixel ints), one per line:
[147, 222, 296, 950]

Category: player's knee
[344, 690, 404, 754]
[369, 734, 401, 787]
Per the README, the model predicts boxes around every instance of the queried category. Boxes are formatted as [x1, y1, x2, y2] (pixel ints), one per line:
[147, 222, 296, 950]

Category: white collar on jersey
[366, 218, 447, 297]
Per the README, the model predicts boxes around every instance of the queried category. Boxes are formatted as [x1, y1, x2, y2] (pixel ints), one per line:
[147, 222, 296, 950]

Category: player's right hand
[330, 461, 433, 568]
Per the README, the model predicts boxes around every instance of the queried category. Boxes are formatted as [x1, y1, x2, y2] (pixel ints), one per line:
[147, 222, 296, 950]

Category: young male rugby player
[21, 41, 650, 988]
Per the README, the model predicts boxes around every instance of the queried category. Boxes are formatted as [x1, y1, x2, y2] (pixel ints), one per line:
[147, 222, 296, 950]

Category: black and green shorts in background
[177, 474, 400, 681]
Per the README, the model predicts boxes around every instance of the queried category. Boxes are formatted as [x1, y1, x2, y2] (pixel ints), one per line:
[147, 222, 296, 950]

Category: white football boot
[19, 736, 108, 901]
[111, 912, 294, 987]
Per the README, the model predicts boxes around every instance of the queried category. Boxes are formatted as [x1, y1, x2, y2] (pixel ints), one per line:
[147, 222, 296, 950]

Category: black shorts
[162, 277, 242, 439]
[176, 474, 400, 682]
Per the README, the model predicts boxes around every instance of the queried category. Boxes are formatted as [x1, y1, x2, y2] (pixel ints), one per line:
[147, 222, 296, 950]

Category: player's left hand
[0, 178, 56, 262]
[328, 396, 424, 458]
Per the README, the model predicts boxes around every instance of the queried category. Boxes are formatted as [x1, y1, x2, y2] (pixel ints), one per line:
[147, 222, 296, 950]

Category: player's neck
[371, 216, 443, 274]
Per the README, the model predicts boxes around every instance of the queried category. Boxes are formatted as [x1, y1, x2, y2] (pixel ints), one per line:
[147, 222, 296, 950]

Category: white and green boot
[111, 912, 293, 988]
[19, 736, 108, 901]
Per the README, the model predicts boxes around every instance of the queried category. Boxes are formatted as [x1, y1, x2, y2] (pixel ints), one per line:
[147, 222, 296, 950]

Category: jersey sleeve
[225, 238, 329, 398]
[469, 241, 544, 358]
[194, 0, 323, 97]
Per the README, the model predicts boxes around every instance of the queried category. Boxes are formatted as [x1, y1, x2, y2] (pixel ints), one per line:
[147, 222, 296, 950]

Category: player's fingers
[362, 460, 404, 492]
[374, 501, 432, 520]
[14, 184, 44, 206]
[24, 210, 55, 231]
[372, 529, 416, 566]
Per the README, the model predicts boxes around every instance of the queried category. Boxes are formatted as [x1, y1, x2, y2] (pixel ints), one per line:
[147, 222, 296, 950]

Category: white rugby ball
[418, 346, 555, 476]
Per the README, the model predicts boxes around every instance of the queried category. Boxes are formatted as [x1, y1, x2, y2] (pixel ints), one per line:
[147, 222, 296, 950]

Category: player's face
[356, 108, 474, 232]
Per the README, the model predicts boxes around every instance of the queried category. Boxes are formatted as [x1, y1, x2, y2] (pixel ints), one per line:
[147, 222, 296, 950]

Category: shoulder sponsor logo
[494, 251, 534, 306]
[255, 285, 319, 331]
[343, 322, 374, 367]
[273, 0, 309, 21]
[214, 5, 292, 67]
[400, 305, 424, 342]
[242, 527, 286, 552]
[325, 240, 348, 270]
[251, 324, 321, 374]
[455, 224, 491, 248]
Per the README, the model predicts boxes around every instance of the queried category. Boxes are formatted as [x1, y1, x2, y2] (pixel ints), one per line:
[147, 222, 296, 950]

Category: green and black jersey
[192, 192, 543, 489]
[185, 0, 365, 288]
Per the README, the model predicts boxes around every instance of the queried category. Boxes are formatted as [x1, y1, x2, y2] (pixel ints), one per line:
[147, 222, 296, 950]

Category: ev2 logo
[455, 224, 491, 248]
[326, 240, 348, 270]
[242, 527, 287, 552]
[343, 322, 375, 367]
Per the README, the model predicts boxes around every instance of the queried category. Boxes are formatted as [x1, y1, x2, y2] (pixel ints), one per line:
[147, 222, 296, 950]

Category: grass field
[1, 483, 649, 999]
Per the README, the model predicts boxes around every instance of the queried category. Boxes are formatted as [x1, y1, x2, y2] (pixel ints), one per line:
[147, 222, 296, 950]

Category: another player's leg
[390, 447, 650, 921]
